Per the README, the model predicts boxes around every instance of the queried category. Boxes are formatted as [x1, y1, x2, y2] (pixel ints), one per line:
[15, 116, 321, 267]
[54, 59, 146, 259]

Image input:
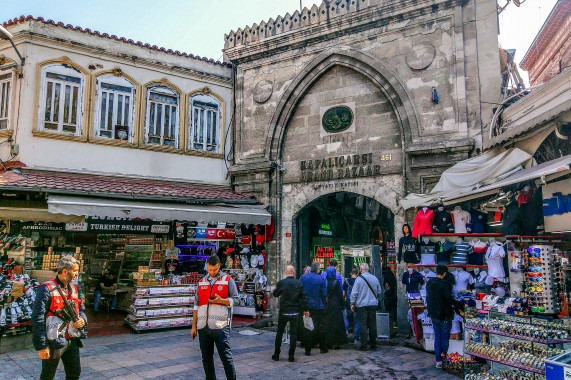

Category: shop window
[189, 94, 221, 153]
[94, 75, 136, 142]
[0, 72, 12, 130]
[145, 86, 179, 147]
[38, 64, 85, 135]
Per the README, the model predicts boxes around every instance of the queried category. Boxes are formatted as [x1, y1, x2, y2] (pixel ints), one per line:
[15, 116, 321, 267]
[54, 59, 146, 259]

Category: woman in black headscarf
[324, 266, 348, 348]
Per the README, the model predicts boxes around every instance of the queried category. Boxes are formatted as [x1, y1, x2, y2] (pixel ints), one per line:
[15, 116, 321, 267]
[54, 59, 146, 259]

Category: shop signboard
[17, 221, 65, 232]
[317, 223, 334, 237]
[174, 222, 238, 245]
[65, 222, 88, 232]
[314, 245, 335, 267]
[542, 179, 571, 233]
[84, 218, 171, 234]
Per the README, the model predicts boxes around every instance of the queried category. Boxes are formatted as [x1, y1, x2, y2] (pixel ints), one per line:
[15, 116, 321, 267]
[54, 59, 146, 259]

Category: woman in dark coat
[325, 266, 348, 348]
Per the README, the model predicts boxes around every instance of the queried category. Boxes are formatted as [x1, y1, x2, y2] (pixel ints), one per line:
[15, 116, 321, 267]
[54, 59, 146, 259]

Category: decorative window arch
[94, 74, 136, 142]
[0, 68, 13, 131]
[189, 93, 221, 153]
[37, 63, 85, 135]
[145, 85, 180, 147]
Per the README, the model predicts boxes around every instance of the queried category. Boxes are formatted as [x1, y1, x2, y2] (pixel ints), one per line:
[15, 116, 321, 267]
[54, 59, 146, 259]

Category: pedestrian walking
[343, 267, 360, 343]
[320, 259, 343, 288]
[426, 265, 456, 368]
[350, 262, 381, 351]
[300, 261, 328, 355]
[191, 255, 239, 380]
[31, 256, 87, 380]
[272, 265, 309, 362]
[324, 266, 347, 349]
[382, 266, 398, 326]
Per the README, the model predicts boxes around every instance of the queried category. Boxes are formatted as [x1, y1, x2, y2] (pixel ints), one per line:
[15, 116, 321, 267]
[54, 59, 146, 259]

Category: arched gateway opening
[294, 192, 395, 276]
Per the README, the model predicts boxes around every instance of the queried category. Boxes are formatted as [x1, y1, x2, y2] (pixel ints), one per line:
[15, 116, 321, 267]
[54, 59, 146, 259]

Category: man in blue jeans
[93, 271, 118, 314]
[426, 265, 456, 368]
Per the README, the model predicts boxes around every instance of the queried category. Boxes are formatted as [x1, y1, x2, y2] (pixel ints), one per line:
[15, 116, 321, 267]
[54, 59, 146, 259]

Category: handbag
[359, 274, 382, 311]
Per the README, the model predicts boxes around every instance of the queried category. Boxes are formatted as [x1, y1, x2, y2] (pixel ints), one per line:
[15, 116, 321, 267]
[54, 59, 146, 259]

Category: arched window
[189, 94, 221, 153]
[38, 63, 85, 135]
[0, 69, 13, 130]
[94, 75, 136, 141]
[145, 85, 179, 147]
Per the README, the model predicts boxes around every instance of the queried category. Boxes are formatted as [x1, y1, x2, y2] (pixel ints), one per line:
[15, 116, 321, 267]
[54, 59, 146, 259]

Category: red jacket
[412, 209, 435, 238]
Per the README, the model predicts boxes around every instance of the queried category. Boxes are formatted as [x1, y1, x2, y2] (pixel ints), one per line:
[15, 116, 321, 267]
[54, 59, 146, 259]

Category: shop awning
[442, 154, 571, 205]
[0, 207, 84, 223]
[399, 148, 533, 209]
[47, 195, 271, 225]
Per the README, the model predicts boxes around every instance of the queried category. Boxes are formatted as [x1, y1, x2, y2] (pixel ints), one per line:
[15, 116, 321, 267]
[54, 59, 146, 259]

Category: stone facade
[225, 0, 501, 324]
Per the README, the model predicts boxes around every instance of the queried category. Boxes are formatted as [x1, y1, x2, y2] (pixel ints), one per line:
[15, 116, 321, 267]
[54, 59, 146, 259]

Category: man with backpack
[343, 267, 360, 342]
[350, 262, 381, 351]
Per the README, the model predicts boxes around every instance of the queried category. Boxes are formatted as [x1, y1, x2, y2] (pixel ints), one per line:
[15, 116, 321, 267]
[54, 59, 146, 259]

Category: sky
[1, 0, 559, 79]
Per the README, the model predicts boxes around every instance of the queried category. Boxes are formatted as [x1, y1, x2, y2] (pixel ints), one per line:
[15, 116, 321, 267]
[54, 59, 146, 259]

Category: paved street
[0, 327, 456, 380]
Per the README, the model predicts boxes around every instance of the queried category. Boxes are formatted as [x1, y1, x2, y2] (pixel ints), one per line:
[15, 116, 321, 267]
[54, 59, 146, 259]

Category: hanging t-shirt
[165, 247, 181, 259]
[451, 313, 464, 334]
[486, 243, 506, 284]
[436, 241, 456, 265]
[470, 209, 488, 233]
[402, 270, 424, 293]
[452, 241, 472, 265]
[419, 270, 437, 299]
[398, 235, 420, 264]
[452, 208, 471, 233]
[469, 242, 488, 265]
[418, 310, 434, 335]
[164, 259, 181, 274]
[470, 270, 488, 291]
[453, 270, 475, 292]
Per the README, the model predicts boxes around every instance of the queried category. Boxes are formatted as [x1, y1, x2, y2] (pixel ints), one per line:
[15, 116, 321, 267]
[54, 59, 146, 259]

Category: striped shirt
[452, 242, 472, 265]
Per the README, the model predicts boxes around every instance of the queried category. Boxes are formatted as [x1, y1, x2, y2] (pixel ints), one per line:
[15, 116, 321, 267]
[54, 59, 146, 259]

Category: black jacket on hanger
[502, 199, 521, 236]
[470, 209, 488, 233]
[432, 210, 454, 233]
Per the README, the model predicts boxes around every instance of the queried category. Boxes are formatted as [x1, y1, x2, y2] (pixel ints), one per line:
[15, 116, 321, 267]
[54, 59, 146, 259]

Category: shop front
[0, 168, 270, 339]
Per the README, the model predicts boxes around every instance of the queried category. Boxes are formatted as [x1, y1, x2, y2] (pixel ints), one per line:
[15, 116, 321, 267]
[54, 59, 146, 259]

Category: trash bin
[376, 312, 390, 338]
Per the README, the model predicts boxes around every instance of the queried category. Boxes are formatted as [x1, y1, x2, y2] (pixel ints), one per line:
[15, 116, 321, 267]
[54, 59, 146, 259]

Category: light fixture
[0, 25, 25, 71]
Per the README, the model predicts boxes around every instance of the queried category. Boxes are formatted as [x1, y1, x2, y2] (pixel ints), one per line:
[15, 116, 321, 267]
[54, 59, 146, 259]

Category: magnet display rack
[125, 284, 196, 332]
[464, 312, 571, 378]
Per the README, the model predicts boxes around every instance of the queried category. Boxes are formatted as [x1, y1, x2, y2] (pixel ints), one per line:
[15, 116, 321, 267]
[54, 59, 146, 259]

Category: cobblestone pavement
[0, 327, 457, 380]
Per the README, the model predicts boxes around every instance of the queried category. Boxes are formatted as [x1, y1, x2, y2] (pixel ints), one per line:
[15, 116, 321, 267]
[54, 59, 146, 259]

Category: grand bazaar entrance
[294, 192, 394, 276]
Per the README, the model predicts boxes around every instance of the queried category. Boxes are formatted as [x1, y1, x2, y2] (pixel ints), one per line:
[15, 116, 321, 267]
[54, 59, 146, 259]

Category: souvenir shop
[401, 163, 571, 379]
[0, 203, 271, 338]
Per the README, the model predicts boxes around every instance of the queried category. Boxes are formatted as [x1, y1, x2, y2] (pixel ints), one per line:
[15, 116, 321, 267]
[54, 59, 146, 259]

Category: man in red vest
[192, 255, 239, 380]
[32, 256, 86, 380]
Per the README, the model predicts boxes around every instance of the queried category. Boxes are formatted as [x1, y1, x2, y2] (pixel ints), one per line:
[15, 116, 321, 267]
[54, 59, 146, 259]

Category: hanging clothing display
[453, 269, 475, 292]
[412, 208, 435, 238]
[435, 240, 456, 265]
[470, 270, 489, 293]
[501, 198, 521, 236]
[469, 209, 488, 234]
[452, 240, 472, 265]
[419, 239, 437, 265]
[485, 243, 506, 283]
[419, 269, 437, 300]
[452, 207, 471, 233]
[469, 240, 488, 265]
[398, 234, 419, 264]
[402, 270, 424, 293]
[432, 209, 455, 233]
[519, 190, 542, 235]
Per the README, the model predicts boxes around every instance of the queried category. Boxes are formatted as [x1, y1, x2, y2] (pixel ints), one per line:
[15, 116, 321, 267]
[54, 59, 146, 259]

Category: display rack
[118, 236, 155, 284]
[464, 311, 571, 379]
[125, 284, 196, 332]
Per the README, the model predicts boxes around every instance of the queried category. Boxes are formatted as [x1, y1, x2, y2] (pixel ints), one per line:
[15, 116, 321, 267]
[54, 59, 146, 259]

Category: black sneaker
[288, 356, 295, 362]
[304, 351, 311, 356]
[320, 349, 329, 354]
[271, 353, 279, 361]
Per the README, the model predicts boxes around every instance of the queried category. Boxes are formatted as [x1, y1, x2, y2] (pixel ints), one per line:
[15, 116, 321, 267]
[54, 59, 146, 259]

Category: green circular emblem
[322, 106, 354, 133]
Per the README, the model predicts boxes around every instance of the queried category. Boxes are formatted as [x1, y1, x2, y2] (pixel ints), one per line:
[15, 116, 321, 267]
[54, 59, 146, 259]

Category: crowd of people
[271, 260, 382, 362]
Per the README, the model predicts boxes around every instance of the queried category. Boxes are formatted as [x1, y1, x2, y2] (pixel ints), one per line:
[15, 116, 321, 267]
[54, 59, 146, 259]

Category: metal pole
[300, 0, 303, 11]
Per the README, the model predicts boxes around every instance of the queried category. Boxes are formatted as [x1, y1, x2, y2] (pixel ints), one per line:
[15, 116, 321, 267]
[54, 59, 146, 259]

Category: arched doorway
[294, 192, 394, 276]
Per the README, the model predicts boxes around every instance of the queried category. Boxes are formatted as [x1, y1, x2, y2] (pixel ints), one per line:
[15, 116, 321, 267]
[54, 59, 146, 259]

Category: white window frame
[189, 94, 221, 153]
[0, 70, 13, 131]
[37, 64, 85, 136]
[93, 75, 136, 142]
[144, 86, 180, 148]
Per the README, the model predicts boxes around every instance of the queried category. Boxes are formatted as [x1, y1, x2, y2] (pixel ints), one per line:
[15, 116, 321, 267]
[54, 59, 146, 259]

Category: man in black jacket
[272, 265, 309, 362]
[426, 265, 455, 369]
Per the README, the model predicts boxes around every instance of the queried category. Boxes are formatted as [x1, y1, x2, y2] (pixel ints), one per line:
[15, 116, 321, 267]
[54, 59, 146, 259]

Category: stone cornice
[224, 0, 466, 63]
[405, 138, 475, 156]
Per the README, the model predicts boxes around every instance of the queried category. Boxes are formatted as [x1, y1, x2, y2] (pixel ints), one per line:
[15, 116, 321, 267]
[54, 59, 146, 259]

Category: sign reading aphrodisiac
[299, 152, 391, 182]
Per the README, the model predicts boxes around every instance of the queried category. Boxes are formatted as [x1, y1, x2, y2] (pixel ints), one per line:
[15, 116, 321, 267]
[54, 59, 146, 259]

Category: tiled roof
[0, 169, 256, 203]
[3, 15, 231, 68]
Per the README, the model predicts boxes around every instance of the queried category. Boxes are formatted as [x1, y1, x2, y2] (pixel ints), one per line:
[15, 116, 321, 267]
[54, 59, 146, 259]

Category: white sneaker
[435, 362, 443, 368]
